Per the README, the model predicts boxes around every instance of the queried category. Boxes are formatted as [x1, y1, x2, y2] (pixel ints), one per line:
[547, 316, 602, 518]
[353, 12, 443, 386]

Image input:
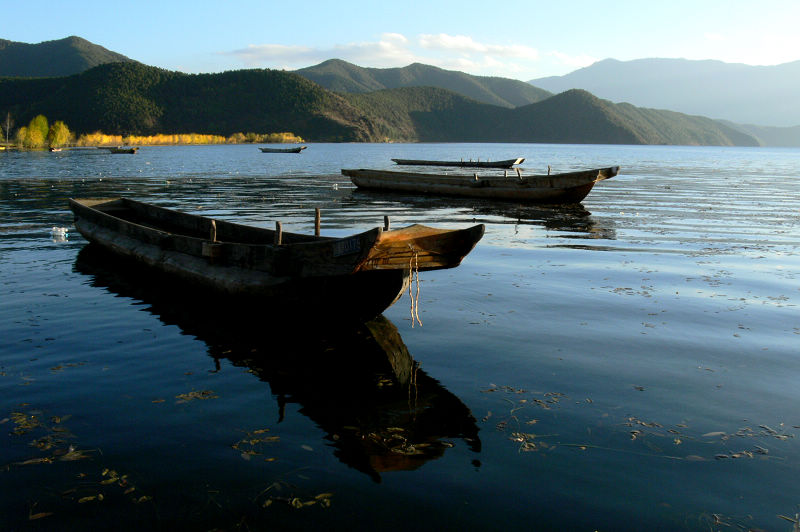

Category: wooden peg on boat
[516, 167, 522, 179]
[384, 215, 391, 231]
[210, 220, 217, 242]
[315, 208, 321, 236]
[474, 173, 479, 181]
[548, 165, 551, 175]
[275, 221, 282, 245]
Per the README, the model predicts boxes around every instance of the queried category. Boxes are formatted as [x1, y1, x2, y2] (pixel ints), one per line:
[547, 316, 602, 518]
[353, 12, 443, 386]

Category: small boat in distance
[105, 146, 139, 154]
[259, 145, 307, 153]
[69, 197, 484, 322]
[49, 147, 63, 152]
[342, 166, 619, 204]
[392, 157, 524, 169]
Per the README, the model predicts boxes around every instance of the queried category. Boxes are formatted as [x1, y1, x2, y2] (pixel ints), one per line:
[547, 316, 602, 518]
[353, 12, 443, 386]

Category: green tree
[29, 115, 49, 144]
[15, 126, 28, 147]
[27, 127, 46, 148]
[48, 121, 72, 147]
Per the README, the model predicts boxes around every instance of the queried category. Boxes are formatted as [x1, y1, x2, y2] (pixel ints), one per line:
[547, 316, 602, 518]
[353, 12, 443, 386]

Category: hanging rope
[408, 246, 423, 327]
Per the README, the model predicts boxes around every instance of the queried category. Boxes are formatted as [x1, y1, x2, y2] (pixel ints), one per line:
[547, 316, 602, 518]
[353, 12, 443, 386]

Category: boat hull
[342, 166, 619, 203]
[73, 211, 409, 320]
[260, 146, 306, 153]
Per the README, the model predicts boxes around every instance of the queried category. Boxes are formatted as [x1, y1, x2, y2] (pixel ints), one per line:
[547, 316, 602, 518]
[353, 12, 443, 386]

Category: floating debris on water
[258, 481, 334, 509]
[175, 390, 218, 403]
[479, 383, 799, 462]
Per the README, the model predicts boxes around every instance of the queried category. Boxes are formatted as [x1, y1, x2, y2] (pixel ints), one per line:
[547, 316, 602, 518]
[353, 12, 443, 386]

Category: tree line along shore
[0, 113, 304, 150]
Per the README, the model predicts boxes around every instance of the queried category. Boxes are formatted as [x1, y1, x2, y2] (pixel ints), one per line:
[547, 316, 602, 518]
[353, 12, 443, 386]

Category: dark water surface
[1, 143, 799, 531]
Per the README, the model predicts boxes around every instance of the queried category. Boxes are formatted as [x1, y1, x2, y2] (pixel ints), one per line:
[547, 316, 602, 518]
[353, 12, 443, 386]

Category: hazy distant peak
[528, 57, 800, 127]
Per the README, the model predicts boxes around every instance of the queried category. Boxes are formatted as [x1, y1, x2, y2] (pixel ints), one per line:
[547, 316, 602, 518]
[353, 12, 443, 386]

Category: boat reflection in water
[74, 245, 481, 482]
[353, 188, 617, 242]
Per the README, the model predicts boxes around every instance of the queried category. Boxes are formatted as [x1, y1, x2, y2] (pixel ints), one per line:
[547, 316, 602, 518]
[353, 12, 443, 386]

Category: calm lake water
[1, 143, 799, 531]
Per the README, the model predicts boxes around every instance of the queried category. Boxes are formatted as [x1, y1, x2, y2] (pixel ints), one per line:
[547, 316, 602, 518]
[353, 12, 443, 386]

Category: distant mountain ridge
[529, 58, 800, 127]
[296, 59, 552, 108]
[1, 61, 755, 145]
[0, 36, 135, 78]
[341, 86, 756, 145]
[0, 36, 761, 146]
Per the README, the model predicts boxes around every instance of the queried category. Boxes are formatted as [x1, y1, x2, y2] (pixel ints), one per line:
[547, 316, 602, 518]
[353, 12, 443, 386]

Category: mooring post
[210, 220, 217, 242]
[275, 221, 282, 245]
[314, 208, 321, 236]
[548, 165, 551, 175]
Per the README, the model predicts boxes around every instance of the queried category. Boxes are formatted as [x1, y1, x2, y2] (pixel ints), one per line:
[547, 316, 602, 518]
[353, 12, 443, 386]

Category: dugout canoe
[391, 157, 524, 169]
[68, 197, 484, 321]
[342, 166, 620, 203]
[259, 146, 307, 153]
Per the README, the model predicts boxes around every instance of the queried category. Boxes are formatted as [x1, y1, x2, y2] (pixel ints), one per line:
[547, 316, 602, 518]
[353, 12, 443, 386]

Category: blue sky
[4, 0, 800, 80]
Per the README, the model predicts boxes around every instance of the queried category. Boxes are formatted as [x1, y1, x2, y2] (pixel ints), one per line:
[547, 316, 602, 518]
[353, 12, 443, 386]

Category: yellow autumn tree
[48, 121, 72, 147]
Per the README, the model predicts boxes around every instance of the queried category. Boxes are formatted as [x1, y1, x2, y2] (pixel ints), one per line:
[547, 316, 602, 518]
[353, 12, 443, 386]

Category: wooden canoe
[106, 146, 138, 154]
[342, 166, 619, 204]
[259, 146, 307, 153]
[69, 197, 484, 321]
[392, 157, 524, 169]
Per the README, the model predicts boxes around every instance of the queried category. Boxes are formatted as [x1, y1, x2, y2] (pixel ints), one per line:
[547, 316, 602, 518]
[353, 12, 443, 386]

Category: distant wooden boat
[392, 157, 524, 169]
[342, 166, 620, 204]
[259, 146, 307, 153]
[49, 147, 63, 152]
[106, 146, 138, 154]
[69, 197, 484, 321]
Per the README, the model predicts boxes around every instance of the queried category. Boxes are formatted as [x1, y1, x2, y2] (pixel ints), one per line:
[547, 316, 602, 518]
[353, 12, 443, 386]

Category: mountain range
[0, 36, 790, 146]
[530, 58, 800, 128]
[296, 59, 552, 108]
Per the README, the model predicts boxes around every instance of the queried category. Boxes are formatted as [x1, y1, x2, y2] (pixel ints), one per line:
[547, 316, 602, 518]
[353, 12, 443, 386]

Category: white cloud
[419, 33, 540, 60]
[225, 33, 416, 68]
[226, 44, 318, 66]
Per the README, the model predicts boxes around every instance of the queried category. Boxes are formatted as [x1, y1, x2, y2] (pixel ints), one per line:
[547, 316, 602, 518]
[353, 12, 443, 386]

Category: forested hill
[0, 36, 135, 77]
[0, 62, 759, 145]
[296, 59, 553, 108]
[495, 90, 759, 145]
[0, 62, 377, 141]
[343, 87, 759, 145]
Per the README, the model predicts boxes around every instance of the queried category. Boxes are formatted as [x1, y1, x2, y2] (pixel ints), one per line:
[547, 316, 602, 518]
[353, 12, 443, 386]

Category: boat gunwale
[391, 157, 525, 168]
